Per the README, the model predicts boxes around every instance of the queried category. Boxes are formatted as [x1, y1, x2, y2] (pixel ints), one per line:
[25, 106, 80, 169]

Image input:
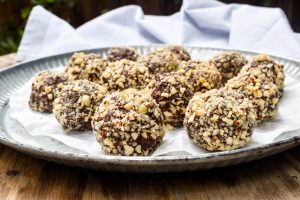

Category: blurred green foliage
[0, 0, 75, 55]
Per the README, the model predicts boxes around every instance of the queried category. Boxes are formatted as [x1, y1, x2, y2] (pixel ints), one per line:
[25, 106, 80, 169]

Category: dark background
[0, 0, 299, 55]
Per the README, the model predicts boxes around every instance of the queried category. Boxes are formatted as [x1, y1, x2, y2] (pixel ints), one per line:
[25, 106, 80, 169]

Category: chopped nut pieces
[225, 69, 281, 122]
[177, 60, 222, 92]
[210, 51, 248, 84]
[138, 49, 180, 74]
[53, 80, 107, 131]
[240, 54, 285, 92]
[29, 71, 67, 113]
[100, 59, 152, 91]
[64, 52, 108, 83]
[163, 45, 191, 61]
[184, 89, 256, 151]
[148, 72, 194, 126]
[107, 46, 139, 62]
[92, 88, 165, 156]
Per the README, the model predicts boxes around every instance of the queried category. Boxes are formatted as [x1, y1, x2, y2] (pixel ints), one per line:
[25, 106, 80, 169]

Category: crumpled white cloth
[17, 0, 300, 61]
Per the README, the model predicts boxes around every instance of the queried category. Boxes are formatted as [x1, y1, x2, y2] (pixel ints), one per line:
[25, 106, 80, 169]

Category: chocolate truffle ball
[53, 80, 107, 131]
[163, 45, 191, 61]
[138, 50, 180, 74]
[29, 71, 67, 113]
[107, 46, 139, 62]
[92, 88, 165, 156]
[210, 51, 248, 84]
[177, 60, 222, 92]
[148, 72, 194, 126]
[100, 59, 152, 91]
[64, 52, 108, 83]
[240, 54, 285, 92]
[225, 69, 281, 122]
[184, 89, 256, 151]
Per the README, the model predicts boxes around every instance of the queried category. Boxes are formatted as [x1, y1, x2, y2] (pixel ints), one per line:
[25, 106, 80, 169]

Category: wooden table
[1, 54, 300, 200]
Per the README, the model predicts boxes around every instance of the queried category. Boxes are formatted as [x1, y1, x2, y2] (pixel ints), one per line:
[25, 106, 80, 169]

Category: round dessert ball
[177, 60, 222, 92]
[163, 45, 191, 61]
[210, 51, 248, 84]
[29, 71, 67, 113]
[64, 52, 108, 83]
[225, 69, 281, 122]
[240, 54, 285, 92]
[184, 89, 256, 151]
[100, 59, 152, 91]
[107, 46, 139, 62]
[92, 88, 165, 156]
[148, 72, 194, 126]
[53, 80, 107, 131]
[138, 49, 180, 74]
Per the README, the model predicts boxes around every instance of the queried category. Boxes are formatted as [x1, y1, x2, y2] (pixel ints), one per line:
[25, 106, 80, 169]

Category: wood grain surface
[0, 54, 300, 200]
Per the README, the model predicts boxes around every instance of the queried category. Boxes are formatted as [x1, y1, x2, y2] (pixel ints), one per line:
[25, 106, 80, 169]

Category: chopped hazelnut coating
[138, 50, 180, 74]
[53, 80, 107, 131]
[107, 46, 139, 62]
[163, 45, 191, 61]
[177, 60, 222, 92]
[240, 54, 285, 92]
[100, 59, 152, 91]
[64, 52, 108, 83]
[184, 89, 256, 151]
[92, 88, 165, 156]
[210, 51, 248, 84]
[29, 71, 67, 113]
[225, 69, 281, 122]
[148, 72, 194, 126]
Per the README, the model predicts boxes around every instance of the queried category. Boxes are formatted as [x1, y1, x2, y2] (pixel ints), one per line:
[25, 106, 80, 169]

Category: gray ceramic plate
[1, 46, 300, 172]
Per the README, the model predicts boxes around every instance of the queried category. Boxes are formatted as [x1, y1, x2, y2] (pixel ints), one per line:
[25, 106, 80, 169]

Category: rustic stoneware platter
[1, 46, 300, 172]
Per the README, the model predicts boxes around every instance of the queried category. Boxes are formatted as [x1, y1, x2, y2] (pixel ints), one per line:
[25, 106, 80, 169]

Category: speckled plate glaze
[1, 46, 300, 172]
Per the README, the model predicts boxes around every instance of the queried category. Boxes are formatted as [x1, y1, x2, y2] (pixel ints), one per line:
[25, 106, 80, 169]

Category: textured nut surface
[53, 80, 107, 131]
[92, 88, 165, 156]
[184, 89, 256, 151]
[64, 52, 108, 83]
[138, 49, 180, 74]
[177, 60, 222, 92]
[210, 51, 248, 84]
[107, 46, 139, 62]
[225, 68, 281, 122]
[29, 71, 67, 113]
[148, 72, 194, 126]
[240, 54, 285, 92]
[163, 45, 191, 61]
[100, 59, 152, 91]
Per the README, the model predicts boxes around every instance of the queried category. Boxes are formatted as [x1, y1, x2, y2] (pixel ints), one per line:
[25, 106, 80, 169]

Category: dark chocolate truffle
[100, 59, 152, 91]
[184, 89, 256, 151]
[92, 88, 165, 156]
[148, 72, 194, 126]
[210, 51, 248, 84]
[53, 80, 107, 131]
[64, 52, 108, 83]
[225, 69, 281, 122]
[240, 54, 285, 92]
[107, 46, 139, 62]
[29, 71, 67, 113]
[177, 60, 222, 92]
[163, 45, 191, 61]
[138, 50, 180, 74]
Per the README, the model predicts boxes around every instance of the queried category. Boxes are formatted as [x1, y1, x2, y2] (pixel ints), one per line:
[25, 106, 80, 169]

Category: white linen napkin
[17, 0, 300, 61]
